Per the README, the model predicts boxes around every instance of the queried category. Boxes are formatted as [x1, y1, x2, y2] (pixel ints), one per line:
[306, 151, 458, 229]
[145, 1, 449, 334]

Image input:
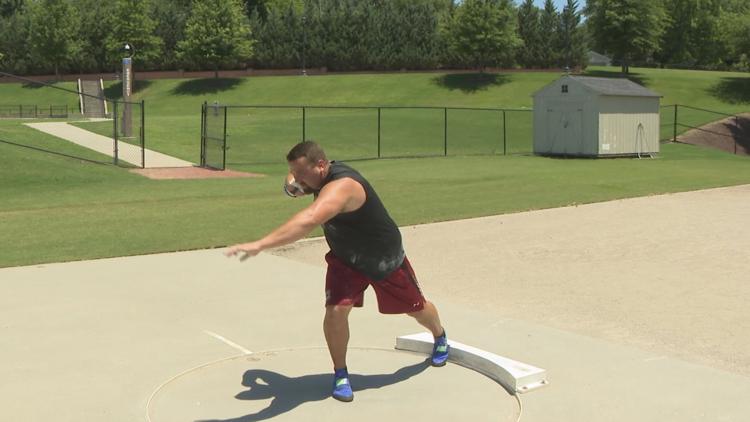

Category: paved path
[25, 121, 194, 168]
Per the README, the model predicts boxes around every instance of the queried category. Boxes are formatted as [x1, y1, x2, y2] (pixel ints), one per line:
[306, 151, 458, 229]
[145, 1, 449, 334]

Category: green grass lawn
[3, 66, 749, 164]
[0, 67, 749, 267]
[1, 135, 749, 268]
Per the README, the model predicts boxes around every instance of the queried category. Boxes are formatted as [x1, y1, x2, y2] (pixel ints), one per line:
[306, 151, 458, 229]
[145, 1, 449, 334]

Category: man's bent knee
[325, 304, 353, 320]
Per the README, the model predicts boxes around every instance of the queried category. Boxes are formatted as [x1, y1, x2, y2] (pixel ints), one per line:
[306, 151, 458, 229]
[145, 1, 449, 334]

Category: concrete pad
[24, 121, 194, 168]
[0, 250, 519, 422]
[147, 347, 517, 422]
[430, 301, 750, 422]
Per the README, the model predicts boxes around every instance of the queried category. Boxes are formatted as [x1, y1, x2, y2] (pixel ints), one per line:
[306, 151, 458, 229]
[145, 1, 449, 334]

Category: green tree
[585, 0, 666, 74]
[557, 0, 587, 69]
[657, 0, 696, 66]
[538, 0, 558, 68]
[249, 0, 446, 71]
[442, 0, 519, 70]
[244, 0, 270, 20]
[0, 11, 30, 73]
[105, 0, 164, 71]
[27, 0, 81, 79]
[152, 0, 191, 69]
[718, 6, 750, 71]
[177, 0, 254, 77]
[1, 0, 24, 18]
[517, 0, 542, 68]
[250, 0, 300, 69]
[73, 0, 115, 73]
[658, 0, 724, 68]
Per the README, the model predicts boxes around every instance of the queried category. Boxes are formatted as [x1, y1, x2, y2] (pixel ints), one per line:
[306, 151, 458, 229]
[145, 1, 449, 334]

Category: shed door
[547, 105, 583, 155]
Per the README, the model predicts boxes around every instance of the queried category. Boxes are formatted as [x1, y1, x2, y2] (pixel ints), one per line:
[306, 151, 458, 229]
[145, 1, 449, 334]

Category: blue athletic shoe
[332, 367, 354, 402]
[431, 332, 450, 367]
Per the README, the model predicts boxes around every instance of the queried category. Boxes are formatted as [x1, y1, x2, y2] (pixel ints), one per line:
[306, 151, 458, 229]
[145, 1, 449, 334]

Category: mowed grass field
[8, 66, 750, 163]
[1, 66, 749, 267]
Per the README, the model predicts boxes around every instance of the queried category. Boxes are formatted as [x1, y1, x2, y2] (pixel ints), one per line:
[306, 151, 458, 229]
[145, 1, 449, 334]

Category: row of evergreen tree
[1, 0, 749, 77]
[0, 0, 585, 76]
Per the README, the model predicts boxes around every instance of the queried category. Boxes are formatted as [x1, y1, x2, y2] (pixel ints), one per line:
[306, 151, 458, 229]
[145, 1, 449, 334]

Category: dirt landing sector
[130, 166, 265, 180]
[677, 113, 750, 155]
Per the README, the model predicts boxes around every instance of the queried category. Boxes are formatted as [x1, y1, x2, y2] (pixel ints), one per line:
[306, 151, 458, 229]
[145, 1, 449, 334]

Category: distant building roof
[588, 51, 612, 65]
[569, 76, 661, 98]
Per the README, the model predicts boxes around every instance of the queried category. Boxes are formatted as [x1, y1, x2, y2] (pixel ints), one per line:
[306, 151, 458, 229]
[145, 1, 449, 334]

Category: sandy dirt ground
[271, 184, 750, 377]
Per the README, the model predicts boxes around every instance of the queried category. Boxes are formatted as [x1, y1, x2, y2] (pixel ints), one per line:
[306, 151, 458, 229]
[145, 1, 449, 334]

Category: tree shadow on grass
[0, 137, 110, 165]
[20, 79, 71, 90]
[709, 77, 750, 105]
[103, 80, 154, 100]
[432, 73, 511, 93]
[21, 82, 47, 89]
[172, 78, 244, 96]
[582, 69, 650, 87]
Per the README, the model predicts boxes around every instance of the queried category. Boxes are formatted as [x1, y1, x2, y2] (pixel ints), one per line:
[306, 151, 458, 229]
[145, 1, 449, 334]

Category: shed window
[562, 85, 568, 93]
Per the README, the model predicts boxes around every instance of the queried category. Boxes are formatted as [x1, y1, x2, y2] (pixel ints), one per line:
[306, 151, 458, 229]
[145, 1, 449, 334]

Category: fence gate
[201, 102, 227, 170]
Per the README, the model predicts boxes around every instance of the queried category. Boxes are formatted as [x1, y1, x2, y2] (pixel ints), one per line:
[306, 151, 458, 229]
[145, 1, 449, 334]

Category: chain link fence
[201, 102, 227, 170]
[0, 71, 145, 168]
[660, 104, 748, 155]
[203, 103, 748, 170]
[201, 104, 534, 168]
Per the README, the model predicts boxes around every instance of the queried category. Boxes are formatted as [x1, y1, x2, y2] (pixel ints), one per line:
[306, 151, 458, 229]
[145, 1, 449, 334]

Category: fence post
[223, 105, 228, 170]
[735, 115, 740, 155]
[112, 101, 119, 165]
[200, 102, 206, 167]
[302, 106, 306, 141]
[141, 100, 145, 168]
[444, 108, 448, 156]
[377, 107, 381, 158]
[673, 104, 678, 142]
[503, 110, 508, 155]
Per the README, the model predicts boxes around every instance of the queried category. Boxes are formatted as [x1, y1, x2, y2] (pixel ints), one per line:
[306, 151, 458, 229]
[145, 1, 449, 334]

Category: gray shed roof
[569, 76, 661, 97]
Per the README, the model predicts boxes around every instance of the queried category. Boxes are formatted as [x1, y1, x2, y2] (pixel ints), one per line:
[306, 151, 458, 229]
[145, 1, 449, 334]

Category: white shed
[533, 76, 662, 157]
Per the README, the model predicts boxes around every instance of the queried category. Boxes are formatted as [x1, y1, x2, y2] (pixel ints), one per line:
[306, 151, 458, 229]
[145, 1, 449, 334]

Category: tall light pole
[302, 15, 307, 76]
[122, 43, 134, 137]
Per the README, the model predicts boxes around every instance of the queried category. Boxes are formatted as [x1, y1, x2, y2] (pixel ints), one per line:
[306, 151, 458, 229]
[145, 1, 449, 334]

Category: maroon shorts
[325, 251, 426, 314]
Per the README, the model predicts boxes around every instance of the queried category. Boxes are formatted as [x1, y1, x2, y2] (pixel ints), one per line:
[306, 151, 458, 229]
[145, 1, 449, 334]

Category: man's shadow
[196, 360, 430, 422]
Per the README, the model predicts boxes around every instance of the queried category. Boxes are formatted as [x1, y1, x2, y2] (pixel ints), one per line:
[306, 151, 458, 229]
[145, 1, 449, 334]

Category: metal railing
[660, 104, 747, 155]
[0, 104, 68, 118]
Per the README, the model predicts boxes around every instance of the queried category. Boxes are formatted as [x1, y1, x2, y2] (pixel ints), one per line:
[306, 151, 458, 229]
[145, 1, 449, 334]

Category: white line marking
[203, 330, 253, 355]
[489, 318, 510, 327]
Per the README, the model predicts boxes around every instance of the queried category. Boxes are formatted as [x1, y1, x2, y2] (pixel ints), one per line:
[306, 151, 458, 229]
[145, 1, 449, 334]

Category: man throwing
[225, 141, 449, 402]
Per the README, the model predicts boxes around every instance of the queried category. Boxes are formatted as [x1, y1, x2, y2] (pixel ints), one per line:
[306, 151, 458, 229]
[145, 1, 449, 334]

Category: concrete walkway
[25, 121, 194, 168]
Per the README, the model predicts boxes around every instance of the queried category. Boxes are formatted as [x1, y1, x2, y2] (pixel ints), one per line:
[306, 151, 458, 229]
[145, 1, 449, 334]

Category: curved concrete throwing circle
[146, 347, 519, 422]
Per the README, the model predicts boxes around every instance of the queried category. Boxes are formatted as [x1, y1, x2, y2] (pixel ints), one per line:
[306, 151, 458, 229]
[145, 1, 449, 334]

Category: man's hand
[224, 241, 263, 261]
[284, 173, 314, 197]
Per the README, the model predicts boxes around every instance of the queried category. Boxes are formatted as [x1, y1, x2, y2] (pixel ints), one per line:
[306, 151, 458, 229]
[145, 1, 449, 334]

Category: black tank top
[315, 161, 404, 280]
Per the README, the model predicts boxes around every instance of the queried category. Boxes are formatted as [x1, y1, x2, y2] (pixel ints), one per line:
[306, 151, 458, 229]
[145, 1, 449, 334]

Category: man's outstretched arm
[225, 179, 357, 260]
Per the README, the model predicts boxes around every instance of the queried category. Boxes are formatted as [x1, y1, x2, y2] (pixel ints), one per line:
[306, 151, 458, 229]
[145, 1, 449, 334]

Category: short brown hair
[286, 140, 327, 163]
